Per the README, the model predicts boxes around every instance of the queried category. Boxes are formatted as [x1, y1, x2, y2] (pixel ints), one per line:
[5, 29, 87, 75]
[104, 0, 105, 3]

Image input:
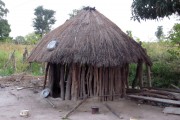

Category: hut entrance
[47, 63, 129, 101]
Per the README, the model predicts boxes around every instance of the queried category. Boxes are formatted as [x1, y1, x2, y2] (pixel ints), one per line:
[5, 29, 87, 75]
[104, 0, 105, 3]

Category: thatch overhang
[28, 8, 152, 67]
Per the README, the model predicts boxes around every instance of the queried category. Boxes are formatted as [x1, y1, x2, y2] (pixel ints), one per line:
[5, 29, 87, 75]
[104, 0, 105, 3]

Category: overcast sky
[4, 0, 179, 42]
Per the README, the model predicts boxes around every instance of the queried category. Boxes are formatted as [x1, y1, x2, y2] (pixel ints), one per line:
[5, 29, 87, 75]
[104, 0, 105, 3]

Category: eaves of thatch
[28, 8, 152, 67]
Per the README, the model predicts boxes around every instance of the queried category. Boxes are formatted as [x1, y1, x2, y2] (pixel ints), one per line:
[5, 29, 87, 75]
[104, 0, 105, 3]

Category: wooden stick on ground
[63, 97, 88, 119]
[104, 103, 121, 119]
[171, 84, 179, 90]
[45, 98, 55, 108]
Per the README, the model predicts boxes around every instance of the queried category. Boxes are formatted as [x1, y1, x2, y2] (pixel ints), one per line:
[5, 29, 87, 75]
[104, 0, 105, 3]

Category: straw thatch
[28, 8, 152, 67]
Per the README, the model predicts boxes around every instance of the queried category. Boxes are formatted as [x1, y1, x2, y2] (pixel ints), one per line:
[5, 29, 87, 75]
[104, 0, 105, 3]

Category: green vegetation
[131, 0, 180, 21]
[0, 40, 179, 88]
[0, 0, 11, 41]
[0, 43, 43, 76]
[143, 42, 180, 88]
[33, 6, 56, 37]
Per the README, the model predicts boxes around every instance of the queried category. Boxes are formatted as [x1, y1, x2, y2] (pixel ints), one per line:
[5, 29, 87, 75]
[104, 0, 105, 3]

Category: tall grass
[0, 42, 179, 88]
[0, 42, 43, 76]
[143, 42, 180, 88]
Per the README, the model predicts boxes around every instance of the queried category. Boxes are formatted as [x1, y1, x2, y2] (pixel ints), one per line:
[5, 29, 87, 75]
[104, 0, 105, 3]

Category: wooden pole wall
[48, 63, 130, 101]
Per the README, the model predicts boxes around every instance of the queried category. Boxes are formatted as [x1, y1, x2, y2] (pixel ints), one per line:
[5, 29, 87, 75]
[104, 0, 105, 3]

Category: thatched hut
[28, 7, 152, 101]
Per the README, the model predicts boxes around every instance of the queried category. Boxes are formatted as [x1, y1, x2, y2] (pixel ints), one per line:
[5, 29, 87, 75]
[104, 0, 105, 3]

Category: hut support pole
[146, 65, 152, 87]
[139, 63, 143, 89]
[125, 64, 129, 89]
[71, 64, 78, 100]
[65, 66, 72, 100]
[43, 63, 50, 89]
[132, 61, 143, 89]
[60, 65, 65, 100]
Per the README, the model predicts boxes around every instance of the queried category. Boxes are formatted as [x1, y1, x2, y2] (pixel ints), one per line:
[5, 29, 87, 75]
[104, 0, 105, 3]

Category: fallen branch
[45, 98, 55, 108]
[128, 95, 180, 106]
[171, 84, 179, 90]
[63, 97, 88, 119]
[104, 103, 121, 119]
[143, 87, 180, 93]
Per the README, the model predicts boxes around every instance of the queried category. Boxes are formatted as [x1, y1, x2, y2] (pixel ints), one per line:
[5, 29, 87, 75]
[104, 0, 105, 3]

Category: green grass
[0, 42, 42, 76]
[0, 41, 179, 88]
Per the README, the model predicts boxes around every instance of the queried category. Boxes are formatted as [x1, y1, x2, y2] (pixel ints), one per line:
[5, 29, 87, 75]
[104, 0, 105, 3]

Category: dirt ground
[0, 74, 179, 120]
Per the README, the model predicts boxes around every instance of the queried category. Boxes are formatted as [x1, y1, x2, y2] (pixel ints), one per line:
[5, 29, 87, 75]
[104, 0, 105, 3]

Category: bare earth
[0, 75, 179, 120]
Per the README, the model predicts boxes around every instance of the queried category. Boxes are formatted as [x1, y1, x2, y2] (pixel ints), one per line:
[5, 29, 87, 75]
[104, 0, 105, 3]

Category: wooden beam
[146, 65, 152, 87]
[128, 95, 180, 106]
[43, 63, 50, 89]
[163, 107, 180, 115]
[63, 97, 88, 119]
[65, 65, 72, 100]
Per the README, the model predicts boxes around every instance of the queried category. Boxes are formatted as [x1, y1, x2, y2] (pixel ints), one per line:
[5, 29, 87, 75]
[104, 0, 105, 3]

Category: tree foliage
[0, 0, 8, 19]
[0, 0, 10, 40]
[0, 19, 10, 40]
[131, 0, 180, 21]
[33, 6, 56, 37]
[14, 36, 25, 44]
[155, 26, 164, 41]
[68, 6, 86, 19]
[168, 23, 180, 46]
[69, 9, 81, 19]
[25, 33, 41, 45]
[126, 30, 133, 38]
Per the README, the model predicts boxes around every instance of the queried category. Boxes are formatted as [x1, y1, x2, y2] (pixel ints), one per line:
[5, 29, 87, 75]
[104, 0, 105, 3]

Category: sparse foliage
[0, 19, 11, 40]
[126, 30, 133, 38]
[14, 36, 25, 44]
[0, 0, 8, 19]
[69, 9, 80, 19]
[0, 0, 11, 40]
[68, 6, 85, 19]
[25, 33, 41, 45]
[168, 23, 180, 47]
[33, 6, 56, 37]
[155, 26, 164, 41]
[131, 0, 180, 21]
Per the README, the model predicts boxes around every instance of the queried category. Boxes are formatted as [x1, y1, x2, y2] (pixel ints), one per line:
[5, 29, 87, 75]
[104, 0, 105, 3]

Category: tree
[0, 0, 11, 40]
[0, 0, 8, 19]
[0, 19, 11, 40]
[155, 26, 164, 41]
[24, 33, 41, 45]
[33, 6, 56, 37]
[126, 30, 133, 38]
[131, 0, 180, 21]
[69, 9, 81, 19]
[168, 23, 180, 47]
[14, 36, 25, 44]
[68, 6, 86, 19]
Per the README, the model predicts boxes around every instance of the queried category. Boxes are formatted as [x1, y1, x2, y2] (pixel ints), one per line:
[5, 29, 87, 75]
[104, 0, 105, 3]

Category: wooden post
[23, 47, 28, 62]
[71, 64, 78, 100]
[89, 66, 93, 97]
[43, 63, 50, 89]
[65, 65, 72, 100]
[48, 64, 54, 96]
[125, 64, 129, 89]
[139, 62, 143, 89]
[60, 64, 65, 100]
[121, 67, 126, 97]
[80, 66, 86, 98]
[132, 61, 143, 89]
[99, 67, 102, 101]
[146, 65, 152, 87]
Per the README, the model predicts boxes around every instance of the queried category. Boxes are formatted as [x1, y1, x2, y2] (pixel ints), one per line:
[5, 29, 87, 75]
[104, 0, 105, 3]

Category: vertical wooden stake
[65, 65, 72, 100]
[43, 63, 50, 89]
[146, 65, 152, 87]
[60, 65, 65, 100]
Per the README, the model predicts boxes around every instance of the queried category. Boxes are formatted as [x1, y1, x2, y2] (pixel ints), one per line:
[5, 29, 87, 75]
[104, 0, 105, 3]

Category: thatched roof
[28, 7, 152, 67]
